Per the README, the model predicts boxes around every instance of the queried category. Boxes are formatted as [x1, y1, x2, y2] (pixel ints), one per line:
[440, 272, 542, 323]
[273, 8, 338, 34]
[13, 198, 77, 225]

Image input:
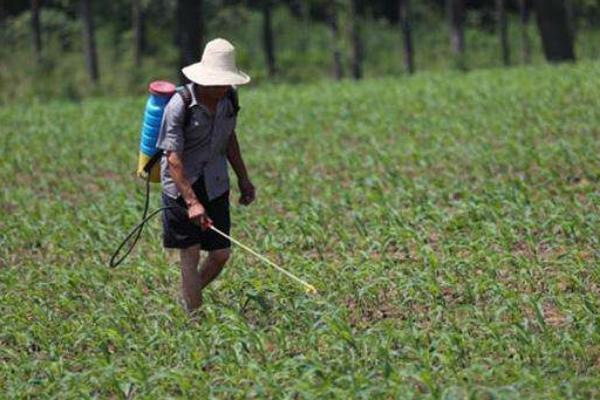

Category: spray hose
[109, 161, 317, 295]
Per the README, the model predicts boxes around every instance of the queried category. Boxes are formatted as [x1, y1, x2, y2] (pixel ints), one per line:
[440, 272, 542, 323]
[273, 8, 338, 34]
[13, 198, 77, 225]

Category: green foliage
[1, 61, 599, 397]
[573, 0, 600, 27]
[2, 4, 600, 104]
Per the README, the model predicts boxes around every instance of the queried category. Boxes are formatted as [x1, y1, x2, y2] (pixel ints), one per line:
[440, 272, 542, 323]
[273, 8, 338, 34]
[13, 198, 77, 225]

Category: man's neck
[194, 85, 218, 114]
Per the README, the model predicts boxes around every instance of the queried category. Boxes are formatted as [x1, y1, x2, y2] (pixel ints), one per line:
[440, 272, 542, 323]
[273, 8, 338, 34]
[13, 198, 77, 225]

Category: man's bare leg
[179, 244, 202, 311]
[199, 248, 231, 290]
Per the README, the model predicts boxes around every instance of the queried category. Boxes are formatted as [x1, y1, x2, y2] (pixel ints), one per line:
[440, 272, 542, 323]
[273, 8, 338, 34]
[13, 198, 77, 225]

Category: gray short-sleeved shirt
[156, 84, 237, 201]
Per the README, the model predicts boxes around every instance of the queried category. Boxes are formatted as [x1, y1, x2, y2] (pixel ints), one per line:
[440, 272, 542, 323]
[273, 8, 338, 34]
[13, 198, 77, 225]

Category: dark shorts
[161, 176, 231, 250]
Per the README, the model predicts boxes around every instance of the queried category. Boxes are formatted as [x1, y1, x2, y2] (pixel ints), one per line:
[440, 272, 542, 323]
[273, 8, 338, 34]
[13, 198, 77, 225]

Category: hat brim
[182, 62, 251, 86]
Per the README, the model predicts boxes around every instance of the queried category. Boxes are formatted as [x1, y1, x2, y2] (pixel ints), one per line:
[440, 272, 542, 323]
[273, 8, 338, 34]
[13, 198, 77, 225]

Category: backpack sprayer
[109, 81, 317, 295]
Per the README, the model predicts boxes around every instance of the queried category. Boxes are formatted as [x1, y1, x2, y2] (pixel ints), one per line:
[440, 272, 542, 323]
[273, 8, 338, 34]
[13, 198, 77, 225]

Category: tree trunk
[446, 0, 466, 68]
[298, 1, 309, 54]
[327, 3, 343, 80]
[349, 0, 363, 80]
[0, 1, 6, 25]
[518, 0, 531, 64]
[532, 0, 575, 62]
[132, 0, 143, 67]
[262, 2, 276, 77]
[80, 0, 99, 84]
[31, 0, 42, 64]
[176, 0, 203, 82]
[496, 0, 510, 66]
[398, 0, 415, 74]
[565, 0, 576, 42]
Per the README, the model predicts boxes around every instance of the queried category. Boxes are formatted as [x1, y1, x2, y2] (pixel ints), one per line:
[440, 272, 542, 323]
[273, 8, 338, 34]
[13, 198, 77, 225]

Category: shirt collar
[187, 83, 198, 108]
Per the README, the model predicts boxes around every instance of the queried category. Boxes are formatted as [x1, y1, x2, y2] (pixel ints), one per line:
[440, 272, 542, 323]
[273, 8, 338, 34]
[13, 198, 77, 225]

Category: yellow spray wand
[209, 225, 318, 295]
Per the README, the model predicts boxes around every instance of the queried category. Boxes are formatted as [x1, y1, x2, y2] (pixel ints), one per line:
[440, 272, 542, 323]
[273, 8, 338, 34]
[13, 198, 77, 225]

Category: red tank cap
[149, 80, 176, 96]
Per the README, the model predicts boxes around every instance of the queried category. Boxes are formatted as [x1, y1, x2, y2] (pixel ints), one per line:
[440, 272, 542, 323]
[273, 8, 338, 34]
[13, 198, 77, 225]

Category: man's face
[201, 85, 230, 99]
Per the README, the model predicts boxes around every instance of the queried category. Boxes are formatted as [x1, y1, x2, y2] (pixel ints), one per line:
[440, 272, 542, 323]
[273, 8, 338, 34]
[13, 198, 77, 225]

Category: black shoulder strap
[178, 84, 192, 108]
[227, 87, 241, 115]
[177, 85, 193, 127]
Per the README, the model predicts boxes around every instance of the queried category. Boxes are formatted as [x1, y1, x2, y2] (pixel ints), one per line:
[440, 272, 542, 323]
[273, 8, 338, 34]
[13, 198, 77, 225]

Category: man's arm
[226, 130, 249, 181]
[226, 130, 255, 205]
[167, 150, 212, 229]
[167, 151, 198, 207]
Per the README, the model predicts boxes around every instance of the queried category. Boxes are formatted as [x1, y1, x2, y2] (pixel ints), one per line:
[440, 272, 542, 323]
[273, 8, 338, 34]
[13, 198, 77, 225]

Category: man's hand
[188, 202, 213, 231]
[238, 177, 256, 206]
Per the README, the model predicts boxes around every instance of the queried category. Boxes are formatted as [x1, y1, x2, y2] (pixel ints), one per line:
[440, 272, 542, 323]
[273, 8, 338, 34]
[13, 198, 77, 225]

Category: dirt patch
[427, 231, 440, 250]
[512, 240, 533, 258]
[2, 201, 18, 214]
[521, 300, 568, 330]
[543, 302, 567, 327]
[345, 289, 406, 327]
[383, 239, 416, 261]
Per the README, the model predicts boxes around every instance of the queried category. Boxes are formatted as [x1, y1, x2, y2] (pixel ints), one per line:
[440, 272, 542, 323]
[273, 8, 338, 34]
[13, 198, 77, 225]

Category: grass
[1, 61, 599, 398]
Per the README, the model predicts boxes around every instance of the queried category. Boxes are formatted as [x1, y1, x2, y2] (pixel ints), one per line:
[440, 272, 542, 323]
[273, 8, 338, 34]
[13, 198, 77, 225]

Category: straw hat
[182, 38, 251, 86]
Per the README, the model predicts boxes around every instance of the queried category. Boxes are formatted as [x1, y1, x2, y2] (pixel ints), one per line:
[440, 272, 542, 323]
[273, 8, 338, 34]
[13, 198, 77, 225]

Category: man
[156, 38, 255, 312]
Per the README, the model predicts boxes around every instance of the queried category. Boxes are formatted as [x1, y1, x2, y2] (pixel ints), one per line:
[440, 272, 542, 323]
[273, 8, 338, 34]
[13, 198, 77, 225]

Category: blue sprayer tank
[136, 80, 177, 183]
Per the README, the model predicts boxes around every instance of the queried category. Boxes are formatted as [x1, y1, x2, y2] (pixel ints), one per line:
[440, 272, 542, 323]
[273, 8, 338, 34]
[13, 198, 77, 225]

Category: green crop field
[1, 62, 599, 398]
